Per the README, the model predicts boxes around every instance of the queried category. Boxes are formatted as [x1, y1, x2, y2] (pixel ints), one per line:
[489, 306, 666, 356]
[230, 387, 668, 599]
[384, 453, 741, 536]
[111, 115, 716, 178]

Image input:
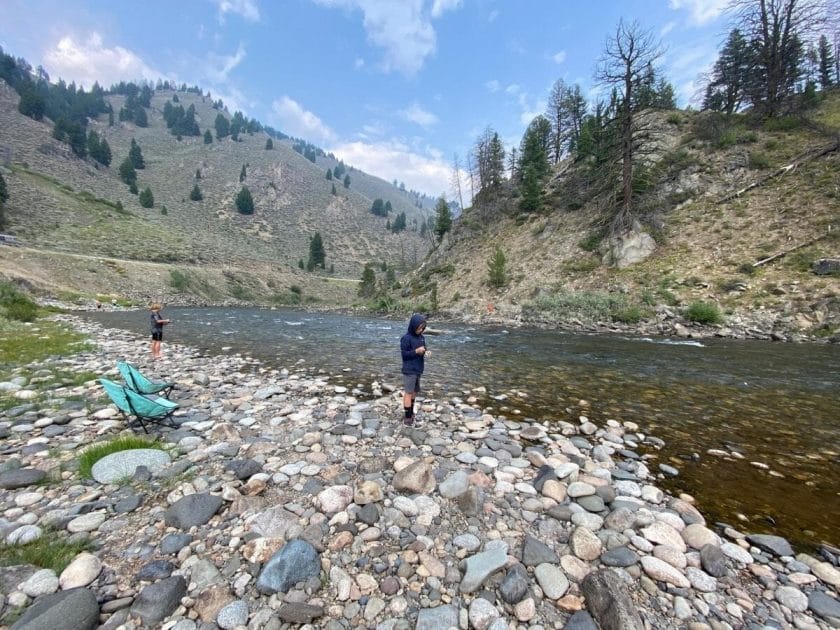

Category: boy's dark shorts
[402, 373, 421, 394]
[151, 331, 163, 341]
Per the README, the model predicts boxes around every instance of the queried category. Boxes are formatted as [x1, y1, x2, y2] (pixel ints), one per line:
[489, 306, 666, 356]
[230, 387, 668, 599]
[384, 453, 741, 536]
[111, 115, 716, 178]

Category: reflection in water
[81, 307, 840, 550]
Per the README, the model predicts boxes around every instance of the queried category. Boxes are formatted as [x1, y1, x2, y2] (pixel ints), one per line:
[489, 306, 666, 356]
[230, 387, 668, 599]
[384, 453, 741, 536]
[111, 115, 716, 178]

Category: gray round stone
[91, 449, 172, 484]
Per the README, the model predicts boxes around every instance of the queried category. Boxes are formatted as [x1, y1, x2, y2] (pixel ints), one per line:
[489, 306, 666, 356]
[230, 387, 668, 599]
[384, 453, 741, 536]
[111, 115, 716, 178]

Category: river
[80, 306, 840, 551]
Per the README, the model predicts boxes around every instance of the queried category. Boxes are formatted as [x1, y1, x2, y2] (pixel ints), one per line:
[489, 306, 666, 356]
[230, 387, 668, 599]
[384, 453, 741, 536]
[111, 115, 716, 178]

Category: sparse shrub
[138, 187, 154, 208]
[611, 304, 646, 324]
[718, 277, 744, 292]
[764, 116, 802, 132]
[666, 112, 682, 126]
[737, 263, 756, 275]
[0, 530, 92, 573]
[0, 283, 38, 322]
[488, 246, 507, 288]
[684, 300, 722, 325]
[169, 270, 189, 291]
[748, 152, 771, 170]
[579, 233, 602, 252]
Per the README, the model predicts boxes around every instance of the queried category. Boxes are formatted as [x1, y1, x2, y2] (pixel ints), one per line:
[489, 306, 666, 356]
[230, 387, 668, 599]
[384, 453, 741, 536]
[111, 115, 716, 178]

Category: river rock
[469, 597, 500, 630]
[224, 458, 261, 480]
[499, 564, 529, 604]
[808, 590, 840, 622]
[315, 485, 353, 514]
[700, 543, 728, 577]
[91, 449, 171, 483]
[164, 493, 223, 529]
[581, 569, 644, 630]
[20, 569, 59, 598]
[569, 526, 602, 561]
[600, 546, 639, 567]
[354, 480, 383, 504]
[11, 587, 99, 630]
[256, 539, 321, 594]
[277, 603, 324, 624]
[217, 599, 249, 629]
[129, 576, 186, 626]
[460, 544, 508, 593]
[59, 552, 102, 589]
[775, 585, 808, 612]
[393, 460, 436, 494]
[746, 534, 794, 557]
[640, 556, 690, 587]
[534, 563, 569, 599]
[416, 604, 458, 629]
[439, 470, 470, 498]
[0, 469, 46, 489]
[522, 534, 559, 566]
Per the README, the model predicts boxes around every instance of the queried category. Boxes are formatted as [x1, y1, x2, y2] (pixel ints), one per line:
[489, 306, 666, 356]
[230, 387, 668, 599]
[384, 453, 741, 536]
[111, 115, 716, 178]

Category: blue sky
[1, 0, 731, 198]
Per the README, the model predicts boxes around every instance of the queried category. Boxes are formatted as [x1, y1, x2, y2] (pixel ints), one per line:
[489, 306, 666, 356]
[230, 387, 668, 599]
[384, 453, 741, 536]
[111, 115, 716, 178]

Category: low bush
[0, 530, 92, 573]
[0, 283, 39, 322]
[748, 152, 771, 170]
[684, 300, 723, 325]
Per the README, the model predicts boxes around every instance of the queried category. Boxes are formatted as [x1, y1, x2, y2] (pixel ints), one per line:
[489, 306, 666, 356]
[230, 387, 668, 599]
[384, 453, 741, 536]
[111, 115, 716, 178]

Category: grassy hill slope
[406, 97, 839, 339]
[0, 81, 432, 304]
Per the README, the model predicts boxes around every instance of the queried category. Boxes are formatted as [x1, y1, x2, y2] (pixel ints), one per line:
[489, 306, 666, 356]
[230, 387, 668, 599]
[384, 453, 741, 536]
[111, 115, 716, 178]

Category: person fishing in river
[400, 313, 430, 426]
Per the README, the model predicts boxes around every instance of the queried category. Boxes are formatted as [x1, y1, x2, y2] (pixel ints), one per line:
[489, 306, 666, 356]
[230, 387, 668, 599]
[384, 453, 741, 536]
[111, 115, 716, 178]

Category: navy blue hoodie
[400, 313, 427, 375]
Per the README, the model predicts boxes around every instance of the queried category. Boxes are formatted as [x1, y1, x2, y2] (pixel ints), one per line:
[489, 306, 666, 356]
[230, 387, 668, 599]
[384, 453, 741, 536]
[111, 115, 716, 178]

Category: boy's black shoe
[403, 416, 414, 426]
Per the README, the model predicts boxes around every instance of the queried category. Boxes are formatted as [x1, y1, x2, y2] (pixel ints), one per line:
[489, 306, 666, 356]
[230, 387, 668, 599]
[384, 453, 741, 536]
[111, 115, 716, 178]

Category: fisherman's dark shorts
[151, 331, 163, 341]
[402, 373, 421, 394]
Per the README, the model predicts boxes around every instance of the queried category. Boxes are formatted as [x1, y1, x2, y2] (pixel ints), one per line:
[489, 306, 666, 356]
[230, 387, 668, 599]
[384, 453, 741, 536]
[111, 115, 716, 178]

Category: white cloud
[505, 83, 521, 95]
[668, 0, 728, 26]
[205, 43, 247, 83]
[354, 57, 365, 68]
[327, 139, 451, 197]
[552, 50, 567, 65]
[431, 0, 461, 18]
[487, 9, 499, 22]
[213, 0, 261, 22]
[312, 0, 462, 76]
[518, 94, 546, 126]
[400, 102, 438, 127]
[660, 20, 677, 36]
[42, 33, 161, 88]
[271, 96, 337, 144]
[485, 80, 500, 93]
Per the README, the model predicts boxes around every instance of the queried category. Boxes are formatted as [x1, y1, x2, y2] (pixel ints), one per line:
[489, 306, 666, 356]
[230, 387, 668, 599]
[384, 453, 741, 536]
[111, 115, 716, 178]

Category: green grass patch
[684, 301, 723, 325]
[78, 436, 164, 480]
[0, 530, 92, 573]
[170, 269, 190, 291]
[0, 319, 91, 366]
[0, 282, 39, 322]
[748, 151, 771, 170]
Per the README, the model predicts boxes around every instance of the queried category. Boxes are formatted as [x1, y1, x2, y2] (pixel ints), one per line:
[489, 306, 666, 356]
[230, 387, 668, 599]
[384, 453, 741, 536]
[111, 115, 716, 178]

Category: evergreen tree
[265, 138, 273, 150]
[488, 246, 507, 288]
[343, 174, 351, 189]
[391, 212, 407, 233]
[215, 113, 230, 139]
[195, 168, 202, 179]
[358, 264, 377, 298]
[434, 196, 452, 241]
[0, 171, 8, 204]
[331, 184, 337, 195]
[235, 186, 254, 214]
[18, 82, 45, 120]
[129, 139, 145, 169]
[308, 232, 326, 269]
[189, 184, 203, 201]
[298, 259, 305, 269]
[129, 181, 138, 194]
[384, 200, 392, 215]
[704, 29, 752, 114]
[133, 106, 148, 127]
[817, 34, 835, 89]
[98, 138, 112, 166]
[240, 164, 247, 182]
[204, 129, 213, 144]
[139, 186, 154, 208]
[326, 169, 333, 180]
[371, 198, 386, 216]
[119, 157, 137, 185]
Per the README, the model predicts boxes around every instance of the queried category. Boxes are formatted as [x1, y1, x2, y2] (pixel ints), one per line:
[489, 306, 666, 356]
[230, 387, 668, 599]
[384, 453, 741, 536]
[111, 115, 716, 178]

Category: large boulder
[11, 588, 99, 630]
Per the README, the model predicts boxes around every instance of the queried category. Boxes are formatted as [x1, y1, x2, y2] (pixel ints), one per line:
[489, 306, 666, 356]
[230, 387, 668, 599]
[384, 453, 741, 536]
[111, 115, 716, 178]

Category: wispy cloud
[204, 43, 247, 83]
[400, 102, 438, 127]
[660, 20, 677, 36]
[518, 93, 546, 126]
[485, 80, 500, 93]
[312, 0, 461, 76]
[327, 138, 450, 197]
[668, 0, 728, 26]
[271, 96, 337, 144]
[42, 33, 162, 88]
[213, 0, 261, 23]
[552, 50, 567, 65]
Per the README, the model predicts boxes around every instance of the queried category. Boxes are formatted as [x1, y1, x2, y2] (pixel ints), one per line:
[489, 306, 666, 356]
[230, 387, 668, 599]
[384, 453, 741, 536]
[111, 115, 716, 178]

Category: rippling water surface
[81, 307, 840, 550]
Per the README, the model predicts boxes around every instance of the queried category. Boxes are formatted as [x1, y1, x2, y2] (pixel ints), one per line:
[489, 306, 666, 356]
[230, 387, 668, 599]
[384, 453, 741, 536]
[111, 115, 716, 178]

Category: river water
[80, 307, 840, 551]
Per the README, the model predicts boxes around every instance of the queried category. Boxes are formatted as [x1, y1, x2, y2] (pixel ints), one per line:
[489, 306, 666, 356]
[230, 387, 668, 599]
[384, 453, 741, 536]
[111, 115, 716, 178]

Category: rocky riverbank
[1, 315, 839, 630]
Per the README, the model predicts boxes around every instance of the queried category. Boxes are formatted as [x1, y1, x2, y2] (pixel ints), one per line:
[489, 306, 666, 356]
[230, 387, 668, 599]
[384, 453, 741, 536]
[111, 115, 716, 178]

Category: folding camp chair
[117, 361, 175, 397]
[100, 378, 179, 433]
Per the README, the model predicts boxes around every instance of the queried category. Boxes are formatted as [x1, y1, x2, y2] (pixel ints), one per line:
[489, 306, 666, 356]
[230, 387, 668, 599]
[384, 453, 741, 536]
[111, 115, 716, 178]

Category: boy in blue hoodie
[400, 313, 429, 426]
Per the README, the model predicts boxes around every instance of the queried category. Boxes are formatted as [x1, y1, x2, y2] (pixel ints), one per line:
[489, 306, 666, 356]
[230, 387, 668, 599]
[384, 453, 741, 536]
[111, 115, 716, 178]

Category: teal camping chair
[100, 378, 179, 433]
[117, 361, 175, 397]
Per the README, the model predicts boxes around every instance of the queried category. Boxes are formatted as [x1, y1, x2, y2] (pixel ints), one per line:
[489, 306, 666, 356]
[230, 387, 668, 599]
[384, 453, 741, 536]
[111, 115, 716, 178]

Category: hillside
[407, 98, 840, 341]
[0, 80, 432, 305]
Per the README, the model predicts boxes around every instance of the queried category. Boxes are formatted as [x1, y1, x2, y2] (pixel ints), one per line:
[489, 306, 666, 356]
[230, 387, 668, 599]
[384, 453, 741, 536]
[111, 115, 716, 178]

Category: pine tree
[189, 184, 203, 201]
[308, 232, 326, 269]
[331, 184, 337, 195]
[298, 259, 305, 269]
[265, 138, 273, 150]
[204, 129, 213, 144]
[215, 113, 230, 139]
[119, 157, 137, 185]
[343, 174, 351, 189]
[240, 164, 247, 182]
[326, 169, 333, 180]
[371, 199, 385, 216]
[129, 139, 145, 169]
[434, 197, 452, 241]
[98, 138, 112, 166]
[817, 34, 835, 89]
[0, 171, 8, 205]
[488, 246, 507, 287]
[195, 168, 202, 180]
[139, 186, 154, 208]
[358, 264, 377, 297]
[129, 181, 138, 195]
[391, 212, 407, 233]
[235, 186, 254, 214]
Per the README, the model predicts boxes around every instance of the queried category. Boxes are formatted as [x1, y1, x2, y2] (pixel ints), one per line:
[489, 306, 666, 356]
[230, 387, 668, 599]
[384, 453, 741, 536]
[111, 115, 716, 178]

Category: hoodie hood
[407, 313, 426, 335]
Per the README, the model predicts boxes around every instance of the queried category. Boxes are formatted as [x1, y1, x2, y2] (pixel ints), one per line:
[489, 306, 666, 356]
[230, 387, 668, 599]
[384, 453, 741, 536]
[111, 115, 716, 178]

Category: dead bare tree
[450, 153, 465, 212]
[595, 19, 663, 234]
